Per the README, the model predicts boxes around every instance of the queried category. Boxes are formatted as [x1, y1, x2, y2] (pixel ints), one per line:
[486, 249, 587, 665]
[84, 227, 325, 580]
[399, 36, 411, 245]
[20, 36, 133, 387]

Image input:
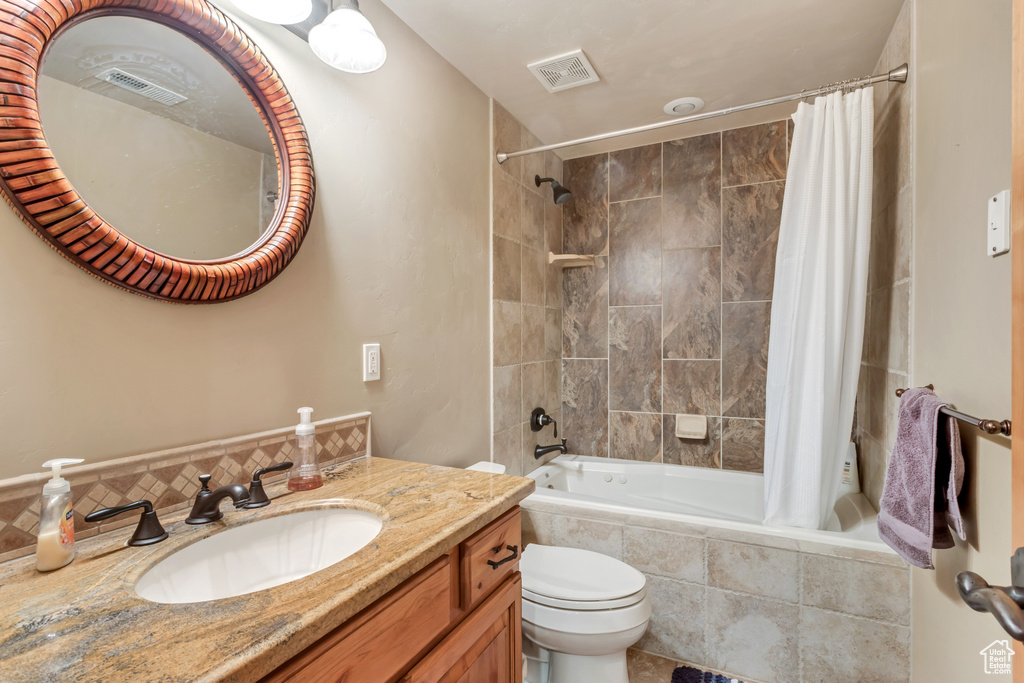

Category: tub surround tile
[722, 419, 766, 473]
[707, 540, 799, 603]
[706, 588, 799, 683]
[799, 607, 911, 683]
[722, 181, 784, 302]
[493, 169, 521, 242]
[802, 554, 911, 625]
[609, 144, 662, 203]
[562, 256, 609, 359]
[663, 133, 722, 250]
[544, 308, 562, 362]
[610, 412, 663, 462]
[609, 306, 662, 413]
[562, 359, 609, 458]
[639, 576, 707, 665]
[522, 304, 547, 363]
[722, 122, 787, 186]
[521, 128, 546, 195]
[663, 415, 721, 468]
[493, 300, 522, 367]
[492, 426, 523, 477]
[551, 516, 623, 559]
[493, 365, 522, 433]
[493, 235, 521, 302]
[609, 197, 662, 306]
[522, 247, 546, 306]
[564, 153, 610, 255]
[544, 360, 560, 410]
[522, 362, 547, 419]
[663, 360, 720, 416]
[521, 187, 546, 251]
[705, 524, 800, 552]
[624, 527, 704, 583]
[663, 247, 721, 360]
[545, 262, 563, 310]
[721, 302, 770, 418]
[493, 101, 522, 180]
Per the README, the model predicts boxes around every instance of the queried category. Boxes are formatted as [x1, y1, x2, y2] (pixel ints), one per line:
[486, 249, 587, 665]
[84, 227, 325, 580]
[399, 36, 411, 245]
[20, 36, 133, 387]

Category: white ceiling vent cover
[95, 68, 187, 106]
[528, 50, 600, 93]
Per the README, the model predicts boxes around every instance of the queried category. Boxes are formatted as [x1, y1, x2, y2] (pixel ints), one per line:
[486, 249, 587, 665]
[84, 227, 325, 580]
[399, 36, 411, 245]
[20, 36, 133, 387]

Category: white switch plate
[988, 190, 1011, 257]
[363, 344, 380, 382]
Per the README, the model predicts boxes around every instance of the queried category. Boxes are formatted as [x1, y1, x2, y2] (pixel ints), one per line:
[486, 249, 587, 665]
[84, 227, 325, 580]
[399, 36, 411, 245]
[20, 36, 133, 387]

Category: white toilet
[520, 544, 652, 683]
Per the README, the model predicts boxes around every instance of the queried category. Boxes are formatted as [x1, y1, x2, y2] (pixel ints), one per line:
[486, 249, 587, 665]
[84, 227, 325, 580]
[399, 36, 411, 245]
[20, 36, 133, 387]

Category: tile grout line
[719, 130, 724, 470]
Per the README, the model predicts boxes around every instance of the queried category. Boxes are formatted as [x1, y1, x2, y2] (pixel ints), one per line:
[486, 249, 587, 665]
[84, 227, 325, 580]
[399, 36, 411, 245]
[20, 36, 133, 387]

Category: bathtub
[524, 454, 891, 553]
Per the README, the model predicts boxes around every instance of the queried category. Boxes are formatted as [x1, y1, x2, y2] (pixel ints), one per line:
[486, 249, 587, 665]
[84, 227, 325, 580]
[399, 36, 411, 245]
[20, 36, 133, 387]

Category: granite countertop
[0, 457, 534, 682]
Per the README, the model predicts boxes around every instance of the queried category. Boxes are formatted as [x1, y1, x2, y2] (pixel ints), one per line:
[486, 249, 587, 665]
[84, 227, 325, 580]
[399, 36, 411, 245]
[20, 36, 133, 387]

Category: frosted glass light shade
[233, 0, 312, 24]
[309, 7, 387, 73]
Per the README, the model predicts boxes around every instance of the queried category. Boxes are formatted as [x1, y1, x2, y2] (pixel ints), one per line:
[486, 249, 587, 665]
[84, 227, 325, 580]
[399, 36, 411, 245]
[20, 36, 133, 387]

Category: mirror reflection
[39, 16, 279, 261]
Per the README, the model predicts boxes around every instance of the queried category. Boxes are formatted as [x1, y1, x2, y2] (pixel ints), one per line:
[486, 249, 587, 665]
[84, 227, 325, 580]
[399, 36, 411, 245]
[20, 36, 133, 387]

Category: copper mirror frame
[0, 0, 315, 303]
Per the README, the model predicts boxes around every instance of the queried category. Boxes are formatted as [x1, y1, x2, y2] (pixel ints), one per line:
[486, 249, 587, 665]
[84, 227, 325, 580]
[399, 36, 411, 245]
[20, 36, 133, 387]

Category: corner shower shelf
[548, 252, 595, 268]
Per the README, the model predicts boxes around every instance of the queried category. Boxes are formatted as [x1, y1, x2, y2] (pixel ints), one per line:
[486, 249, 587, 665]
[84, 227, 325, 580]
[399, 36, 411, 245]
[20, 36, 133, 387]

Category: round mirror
[39, 16, 280, 261]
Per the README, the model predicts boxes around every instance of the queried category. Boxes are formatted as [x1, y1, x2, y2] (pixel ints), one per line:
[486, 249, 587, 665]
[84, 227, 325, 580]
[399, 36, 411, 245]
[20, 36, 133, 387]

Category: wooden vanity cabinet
[263, 506, 522, 683]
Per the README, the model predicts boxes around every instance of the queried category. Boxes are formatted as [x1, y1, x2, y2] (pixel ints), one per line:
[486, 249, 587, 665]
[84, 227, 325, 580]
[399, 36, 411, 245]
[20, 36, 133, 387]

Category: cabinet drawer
[459, 507, 521, 609]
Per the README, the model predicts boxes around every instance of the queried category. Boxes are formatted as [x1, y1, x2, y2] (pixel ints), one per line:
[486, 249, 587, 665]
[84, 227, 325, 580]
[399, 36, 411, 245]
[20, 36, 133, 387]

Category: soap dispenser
[36, 458, 84, 572]
[287, 407, 323, 491]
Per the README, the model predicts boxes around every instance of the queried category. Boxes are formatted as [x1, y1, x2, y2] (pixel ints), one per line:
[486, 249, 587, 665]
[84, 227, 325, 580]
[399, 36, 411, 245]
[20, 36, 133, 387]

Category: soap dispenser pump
[287, 407, 323, 491]
[37, 458, 84, 572]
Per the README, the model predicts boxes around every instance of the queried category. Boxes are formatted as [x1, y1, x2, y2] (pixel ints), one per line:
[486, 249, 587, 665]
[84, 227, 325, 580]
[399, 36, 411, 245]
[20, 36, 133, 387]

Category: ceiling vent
[528, 50, 600, 93]
[95, 68, 187, 106]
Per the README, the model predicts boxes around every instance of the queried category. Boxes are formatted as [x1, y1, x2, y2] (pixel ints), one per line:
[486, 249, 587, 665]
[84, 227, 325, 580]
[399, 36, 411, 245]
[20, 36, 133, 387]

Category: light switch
[988, 190, 1011, 257]
[363, 344, 380, 382]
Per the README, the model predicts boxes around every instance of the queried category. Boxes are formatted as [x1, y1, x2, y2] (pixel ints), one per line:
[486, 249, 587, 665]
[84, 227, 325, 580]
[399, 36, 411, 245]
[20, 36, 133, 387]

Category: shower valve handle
[530, 408, 557, 438]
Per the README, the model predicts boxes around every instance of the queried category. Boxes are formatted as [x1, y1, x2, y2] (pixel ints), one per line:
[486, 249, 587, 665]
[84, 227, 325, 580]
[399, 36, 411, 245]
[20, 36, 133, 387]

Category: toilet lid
[521, 545, 647, 603]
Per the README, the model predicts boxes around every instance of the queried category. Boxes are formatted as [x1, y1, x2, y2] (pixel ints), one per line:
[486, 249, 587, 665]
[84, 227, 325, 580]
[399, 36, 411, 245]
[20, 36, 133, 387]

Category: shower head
[535, 175, 572, 205]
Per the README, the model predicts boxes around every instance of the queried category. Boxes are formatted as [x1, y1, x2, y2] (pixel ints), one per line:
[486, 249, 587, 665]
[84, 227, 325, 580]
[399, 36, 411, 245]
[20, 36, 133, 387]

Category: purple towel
[878, 387, 965, 569]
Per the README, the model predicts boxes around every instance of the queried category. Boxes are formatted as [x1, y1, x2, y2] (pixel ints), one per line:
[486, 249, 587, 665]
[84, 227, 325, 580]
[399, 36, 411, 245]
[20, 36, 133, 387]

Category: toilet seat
[523, 586, 647, 610]
[521, 545, 647, 610]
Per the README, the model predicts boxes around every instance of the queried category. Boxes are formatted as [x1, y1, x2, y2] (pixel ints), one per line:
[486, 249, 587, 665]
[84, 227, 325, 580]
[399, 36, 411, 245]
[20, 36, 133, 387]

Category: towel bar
[894, 385, 1012, 437]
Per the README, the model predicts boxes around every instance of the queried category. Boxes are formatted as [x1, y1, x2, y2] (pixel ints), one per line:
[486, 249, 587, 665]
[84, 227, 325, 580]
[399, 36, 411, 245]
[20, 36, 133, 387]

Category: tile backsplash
[0, 413, 370, 564]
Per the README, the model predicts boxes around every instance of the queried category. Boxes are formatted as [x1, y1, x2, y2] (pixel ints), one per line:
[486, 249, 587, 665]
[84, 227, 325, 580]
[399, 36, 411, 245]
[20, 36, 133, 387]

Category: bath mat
[670, 664, 745, 683]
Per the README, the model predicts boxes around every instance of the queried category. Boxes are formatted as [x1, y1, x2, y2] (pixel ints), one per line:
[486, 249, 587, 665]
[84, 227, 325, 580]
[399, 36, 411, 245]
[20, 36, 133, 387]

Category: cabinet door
[402, 572, 522, 683]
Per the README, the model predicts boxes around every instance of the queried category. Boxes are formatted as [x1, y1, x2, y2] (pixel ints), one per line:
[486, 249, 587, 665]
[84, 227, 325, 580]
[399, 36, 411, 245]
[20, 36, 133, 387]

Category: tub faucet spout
[535, 438, 567, 459]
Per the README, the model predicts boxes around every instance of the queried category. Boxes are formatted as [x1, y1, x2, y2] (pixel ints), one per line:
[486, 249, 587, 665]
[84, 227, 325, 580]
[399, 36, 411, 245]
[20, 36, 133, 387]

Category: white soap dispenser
[287, 407, 323, 491]
[36, 458, 84, 572]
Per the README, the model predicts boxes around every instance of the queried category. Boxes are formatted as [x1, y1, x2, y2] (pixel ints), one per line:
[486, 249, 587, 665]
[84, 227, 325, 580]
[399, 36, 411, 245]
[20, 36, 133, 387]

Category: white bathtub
[525, 455, 893, 553]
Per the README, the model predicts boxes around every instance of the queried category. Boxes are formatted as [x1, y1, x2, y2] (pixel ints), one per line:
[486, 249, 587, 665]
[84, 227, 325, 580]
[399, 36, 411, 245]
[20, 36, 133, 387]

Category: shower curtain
[763, 88, 873, 530]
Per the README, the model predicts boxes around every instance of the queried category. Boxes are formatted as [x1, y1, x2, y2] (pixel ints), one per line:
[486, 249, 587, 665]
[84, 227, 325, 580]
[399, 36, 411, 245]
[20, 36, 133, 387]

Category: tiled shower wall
[491, 102, 565, 476]
[560, 123, 789, 471]
[856, 0, 914, 509]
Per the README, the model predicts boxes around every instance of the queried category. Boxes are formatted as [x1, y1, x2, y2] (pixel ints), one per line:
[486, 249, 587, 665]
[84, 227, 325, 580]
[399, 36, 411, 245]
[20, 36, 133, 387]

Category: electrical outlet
[988, 190, 1011, 257]
[363, 344, 380, 382]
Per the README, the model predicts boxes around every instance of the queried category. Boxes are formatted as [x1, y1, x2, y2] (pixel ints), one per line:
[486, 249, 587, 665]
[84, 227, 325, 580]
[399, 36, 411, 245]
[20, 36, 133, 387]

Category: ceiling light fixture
[308, 0, 387, 74]
[233, 0, 313, 25]
[663, 96, 705, 117]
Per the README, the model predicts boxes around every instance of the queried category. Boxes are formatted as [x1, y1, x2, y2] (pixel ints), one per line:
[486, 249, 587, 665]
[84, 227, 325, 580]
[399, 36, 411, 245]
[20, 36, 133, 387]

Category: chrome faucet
[185, 474, 250, 525]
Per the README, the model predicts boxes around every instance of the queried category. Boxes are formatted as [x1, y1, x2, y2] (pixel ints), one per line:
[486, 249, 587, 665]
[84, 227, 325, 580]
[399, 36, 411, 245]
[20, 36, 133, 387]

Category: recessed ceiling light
[664, 96, 705, 117]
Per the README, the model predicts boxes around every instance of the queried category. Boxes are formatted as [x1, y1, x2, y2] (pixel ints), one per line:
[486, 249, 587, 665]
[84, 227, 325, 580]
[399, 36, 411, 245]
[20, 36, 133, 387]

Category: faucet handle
[530, 407, 558, 437]
[243, 461, 294, 509]
[198, 474, 212, 492]
[84, 499, 168, 546]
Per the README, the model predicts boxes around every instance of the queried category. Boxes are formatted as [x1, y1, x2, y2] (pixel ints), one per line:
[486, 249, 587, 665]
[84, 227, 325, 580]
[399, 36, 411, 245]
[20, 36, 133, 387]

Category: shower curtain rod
[495, 63, 909, 163]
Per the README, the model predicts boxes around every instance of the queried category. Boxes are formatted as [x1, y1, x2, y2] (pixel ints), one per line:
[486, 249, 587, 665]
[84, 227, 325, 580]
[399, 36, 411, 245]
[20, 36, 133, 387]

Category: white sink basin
[135, 508, 383, 604]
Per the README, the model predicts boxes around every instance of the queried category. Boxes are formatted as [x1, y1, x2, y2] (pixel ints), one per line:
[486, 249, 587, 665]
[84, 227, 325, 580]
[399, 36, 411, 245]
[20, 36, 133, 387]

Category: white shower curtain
[763, 88, 873, 530]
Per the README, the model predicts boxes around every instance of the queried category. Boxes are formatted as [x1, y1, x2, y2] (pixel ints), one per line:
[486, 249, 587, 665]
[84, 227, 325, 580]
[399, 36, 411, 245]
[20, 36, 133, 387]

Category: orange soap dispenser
[287, 407, 323, 491]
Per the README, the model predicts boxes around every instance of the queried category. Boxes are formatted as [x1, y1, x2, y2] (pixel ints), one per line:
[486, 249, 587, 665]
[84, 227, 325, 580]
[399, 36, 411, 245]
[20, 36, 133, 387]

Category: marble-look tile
[707, 540, 799, 602]
[544, 308, 561, 361]
[564, 154, 610, 255]
[609, 197, 662, 306]
[493, 168, 520, 242]
[799, 606, 911, 683]
[721, 419, 765, 473]
[857, 364, 886, 443]
[493, 300, 521, 367]
[522, 362, 546, 419]
[562, 256, 609, 359]
[563, 359, 609, 457]
[492, 426, 522, 477]
[663, 247, 721, 359]
[493, 101, 521, 180]
[623, 527, 703, 582]
[626, 649, 679, 683]
[545, 260, 563, 310]
[722, 121, 787, 186]
[859, 434, 888, 512]
[663, 415, 721, 468]
[545, 199, 563, 254]
[864, 282, 910, 373]
[609, 306, 661, 412]
[609, 144, 662, 203]
[706, 588, 799, 683]
[521, 186, 546, 251]
[493, 235, 521, 302]
[522, 246, 545, 306]
[551, 515, 623, 558]
[522, 304, 546, 363]
[638, 576, 706, 664]
[544, 360, 560, 409]
[521, 127, 546, 195]
[544, 150, 563, 187]
[721, 302, 770, 418]
[722, 181, 784, 302]
[663, 133, 721, 250]
[609, 412, 662, 462]
[493, 365, 522, 433]
[802, 554, 910, 625]
[521, 509, 553, 547]
[663, 360, 720, 415]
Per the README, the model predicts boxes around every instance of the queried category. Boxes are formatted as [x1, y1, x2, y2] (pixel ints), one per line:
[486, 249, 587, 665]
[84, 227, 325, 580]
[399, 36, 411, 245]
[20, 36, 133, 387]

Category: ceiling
[380, 0, 905, 157]
[42, 16, 274, 155]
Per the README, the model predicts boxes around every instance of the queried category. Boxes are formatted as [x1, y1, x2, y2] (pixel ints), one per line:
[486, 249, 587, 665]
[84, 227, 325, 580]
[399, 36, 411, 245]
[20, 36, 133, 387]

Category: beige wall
[40, 75, 267, 261]
[0, 0, 491, 478]
[912, 0, 1014, 679]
